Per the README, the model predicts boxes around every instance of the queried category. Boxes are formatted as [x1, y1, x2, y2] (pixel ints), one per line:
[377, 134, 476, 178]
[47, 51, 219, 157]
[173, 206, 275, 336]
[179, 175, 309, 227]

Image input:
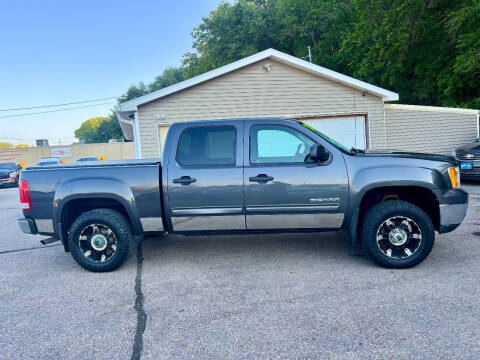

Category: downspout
[477, 111, 480, 140]
[134, 111, 142, 159]
[383, 99, 388, 149]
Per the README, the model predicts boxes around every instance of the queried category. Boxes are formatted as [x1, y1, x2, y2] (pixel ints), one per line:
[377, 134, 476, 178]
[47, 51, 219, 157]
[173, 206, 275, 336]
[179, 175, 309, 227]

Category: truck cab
[163, 118, 348, 233]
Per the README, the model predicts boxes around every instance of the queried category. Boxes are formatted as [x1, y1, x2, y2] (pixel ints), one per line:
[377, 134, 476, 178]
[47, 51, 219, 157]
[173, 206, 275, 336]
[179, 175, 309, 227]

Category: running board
[40, 237, 60, 245]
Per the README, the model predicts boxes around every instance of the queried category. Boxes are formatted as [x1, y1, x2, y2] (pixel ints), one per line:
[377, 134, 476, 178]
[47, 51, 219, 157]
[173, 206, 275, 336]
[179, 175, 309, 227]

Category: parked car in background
[36, 157, 64, 166]
[18, 118, 467, 272]
[76, 156, 99, 162]
[455, 140, 480, 180]
[0, 162, 21, 187]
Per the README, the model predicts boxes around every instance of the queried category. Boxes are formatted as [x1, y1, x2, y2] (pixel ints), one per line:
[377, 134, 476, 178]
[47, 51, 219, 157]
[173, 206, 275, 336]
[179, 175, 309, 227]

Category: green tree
[337, 0, 479, 107]
[149, 67, 185, 91]
[74, 117, 119, 144]
[96, 113, 125, 143]
[116, 82, 149, 104]
[183, 0, 275, 78]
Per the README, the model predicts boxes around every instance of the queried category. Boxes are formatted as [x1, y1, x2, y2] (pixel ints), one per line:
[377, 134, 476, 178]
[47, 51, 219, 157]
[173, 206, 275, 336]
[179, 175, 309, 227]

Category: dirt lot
[1, 183, 479, 359]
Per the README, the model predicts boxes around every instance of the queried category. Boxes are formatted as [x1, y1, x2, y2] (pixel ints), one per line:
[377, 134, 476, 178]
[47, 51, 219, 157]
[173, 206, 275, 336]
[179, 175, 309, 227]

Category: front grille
[456, 153, 480, 161]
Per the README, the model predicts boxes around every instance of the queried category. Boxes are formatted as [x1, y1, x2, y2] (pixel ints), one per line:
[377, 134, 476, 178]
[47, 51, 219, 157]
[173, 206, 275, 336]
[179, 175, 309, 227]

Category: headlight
[448, 167, 460, 189]
[9, 171, 15, 178]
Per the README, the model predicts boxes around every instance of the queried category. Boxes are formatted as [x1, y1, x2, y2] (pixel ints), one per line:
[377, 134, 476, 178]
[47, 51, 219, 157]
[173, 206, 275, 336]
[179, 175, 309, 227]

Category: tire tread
[361, 200, 435, 269]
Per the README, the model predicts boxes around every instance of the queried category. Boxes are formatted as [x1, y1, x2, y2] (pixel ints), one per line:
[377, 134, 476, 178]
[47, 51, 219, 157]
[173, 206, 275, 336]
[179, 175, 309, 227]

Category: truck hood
[357, 150, 456, 164]
[456, 141, 480, 151]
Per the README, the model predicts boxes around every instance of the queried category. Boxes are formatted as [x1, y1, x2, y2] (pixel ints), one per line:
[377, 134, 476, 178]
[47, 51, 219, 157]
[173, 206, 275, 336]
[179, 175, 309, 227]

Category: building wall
[385, 104, 479, 154]
[0, 142, 135, 167]
[137, 58, 386, 158]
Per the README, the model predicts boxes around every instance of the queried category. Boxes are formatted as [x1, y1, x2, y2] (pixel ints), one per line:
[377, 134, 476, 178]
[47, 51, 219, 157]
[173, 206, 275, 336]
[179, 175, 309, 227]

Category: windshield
[77, 157, 97, 162]
[301, 123, 353, 154]
[0, 163, 15, 170]
[37, 161, 58, 166]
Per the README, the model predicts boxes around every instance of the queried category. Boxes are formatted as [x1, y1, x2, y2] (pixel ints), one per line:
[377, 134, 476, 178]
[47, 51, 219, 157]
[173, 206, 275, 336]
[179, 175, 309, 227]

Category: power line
[0, 101, 116, 119]
[0, 128, 34, 141]
[0, 96, 118, 112]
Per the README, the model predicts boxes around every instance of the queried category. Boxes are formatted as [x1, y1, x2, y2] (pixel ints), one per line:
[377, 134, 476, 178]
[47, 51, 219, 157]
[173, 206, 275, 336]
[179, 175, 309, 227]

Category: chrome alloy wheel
[376, 216, 422, 259]
[78, 224, 118, 263]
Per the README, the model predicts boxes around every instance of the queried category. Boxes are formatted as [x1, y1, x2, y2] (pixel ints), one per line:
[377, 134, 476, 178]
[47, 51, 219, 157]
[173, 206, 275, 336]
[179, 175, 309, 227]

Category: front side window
[177, 126, 236, 166]
[250, 125, 316, 164]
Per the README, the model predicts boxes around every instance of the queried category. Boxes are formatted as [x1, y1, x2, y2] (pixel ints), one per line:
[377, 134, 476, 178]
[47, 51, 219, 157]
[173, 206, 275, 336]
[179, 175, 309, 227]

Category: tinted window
[37, 161, 58, 166]
[0, 163, 15, 170]
[177, 126, 236, 166]
[250, 125, 315, 164]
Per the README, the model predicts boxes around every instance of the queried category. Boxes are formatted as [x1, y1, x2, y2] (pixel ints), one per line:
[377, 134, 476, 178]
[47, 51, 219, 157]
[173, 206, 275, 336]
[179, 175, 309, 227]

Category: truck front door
[243, 119, 348, 230]
[166, 122, 245, 232]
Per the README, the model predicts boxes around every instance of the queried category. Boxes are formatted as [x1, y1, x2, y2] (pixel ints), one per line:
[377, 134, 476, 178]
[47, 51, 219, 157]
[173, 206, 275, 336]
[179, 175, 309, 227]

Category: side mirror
[309, 144, 330, 163]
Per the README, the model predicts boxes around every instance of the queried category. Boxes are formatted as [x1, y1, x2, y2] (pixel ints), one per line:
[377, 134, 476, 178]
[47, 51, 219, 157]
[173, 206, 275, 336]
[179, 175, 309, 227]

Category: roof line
[385, 103, 479, 115]
[115, 48, 399, 112]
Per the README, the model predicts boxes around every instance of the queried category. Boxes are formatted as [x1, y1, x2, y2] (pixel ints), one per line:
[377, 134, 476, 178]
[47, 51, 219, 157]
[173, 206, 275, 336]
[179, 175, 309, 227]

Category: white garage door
[303, 116, 367, 150]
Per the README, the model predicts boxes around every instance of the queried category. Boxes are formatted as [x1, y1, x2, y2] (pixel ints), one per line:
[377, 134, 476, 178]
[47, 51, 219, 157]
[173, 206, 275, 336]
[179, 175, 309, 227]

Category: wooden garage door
[300, 115, 368, 150]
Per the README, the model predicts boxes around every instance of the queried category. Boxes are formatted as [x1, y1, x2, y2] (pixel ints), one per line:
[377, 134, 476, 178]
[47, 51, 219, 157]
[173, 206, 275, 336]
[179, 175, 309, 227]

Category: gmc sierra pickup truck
[18, 118, 468, 272]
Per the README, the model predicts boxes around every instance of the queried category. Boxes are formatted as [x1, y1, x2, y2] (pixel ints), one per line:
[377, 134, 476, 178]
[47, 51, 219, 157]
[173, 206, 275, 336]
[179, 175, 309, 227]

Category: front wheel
[361, 200, 435, 268]
[68, 208, 133, 272]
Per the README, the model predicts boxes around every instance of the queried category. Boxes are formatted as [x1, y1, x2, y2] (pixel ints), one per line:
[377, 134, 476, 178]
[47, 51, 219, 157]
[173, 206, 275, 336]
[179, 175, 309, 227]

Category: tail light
[19, 179, 32, 211]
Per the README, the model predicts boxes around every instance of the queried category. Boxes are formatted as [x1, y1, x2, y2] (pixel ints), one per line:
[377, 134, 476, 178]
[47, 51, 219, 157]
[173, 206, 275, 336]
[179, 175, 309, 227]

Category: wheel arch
[349, 185, 440, 246]
[53, 178, 141, 251]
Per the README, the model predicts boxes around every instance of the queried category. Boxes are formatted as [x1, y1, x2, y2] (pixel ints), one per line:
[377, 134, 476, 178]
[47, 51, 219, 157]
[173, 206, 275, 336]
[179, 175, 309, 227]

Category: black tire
[361, 200, 435, 268]
[68, 208, 133, 272]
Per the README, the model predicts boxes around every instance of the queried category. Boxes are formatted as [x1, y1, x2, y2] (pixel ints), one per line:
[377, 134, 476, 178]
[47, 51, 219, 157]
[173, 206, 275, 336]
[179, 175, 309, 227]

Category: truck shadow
[141, 231, 370, 268]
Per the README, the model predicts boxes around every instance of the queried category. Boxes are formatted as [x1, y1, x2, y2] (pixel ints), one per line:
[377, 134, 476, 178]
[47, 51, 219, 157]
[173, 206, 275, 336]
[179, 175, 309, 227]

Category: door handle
[173, 176, 197, 185]
[249, 174, 274, 183]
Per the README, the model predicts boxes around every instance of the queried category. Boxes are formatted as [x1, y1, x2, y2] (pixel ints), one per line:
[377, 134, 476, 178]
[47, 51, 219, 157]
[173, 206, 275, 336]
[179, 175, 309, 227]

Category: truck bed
[20, 158, 164, 239]
[26, 158, 161, 170]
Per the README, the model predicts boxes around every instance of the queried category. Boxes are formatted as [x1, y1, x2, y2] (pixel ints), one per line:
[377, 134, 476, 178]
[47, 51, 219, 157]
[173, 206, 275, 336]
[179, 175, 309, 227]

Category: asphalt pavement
[1, 183, 479, 359]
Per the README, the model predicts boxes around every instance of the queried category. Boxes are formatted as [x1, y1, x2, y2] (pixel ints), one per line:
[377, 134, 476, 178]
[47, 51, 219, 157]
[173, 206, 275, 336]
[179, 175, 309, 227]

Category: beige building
[0, 142, 134, 167]
[115, 49, 479, 158]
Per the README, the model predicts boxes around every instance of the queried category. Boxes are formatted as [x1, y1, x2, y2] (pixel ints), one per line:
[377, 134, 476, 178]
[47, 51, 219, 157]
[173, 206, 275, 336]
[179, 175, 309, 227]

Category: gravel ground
[1, 183, 479, 359]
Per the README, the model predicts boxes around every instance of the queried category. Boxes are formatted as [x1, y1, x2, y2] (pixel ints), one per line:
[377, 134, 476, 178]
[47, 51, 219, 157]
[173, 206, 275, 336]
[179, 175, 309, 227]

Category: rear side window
[177, 126, 236, 166]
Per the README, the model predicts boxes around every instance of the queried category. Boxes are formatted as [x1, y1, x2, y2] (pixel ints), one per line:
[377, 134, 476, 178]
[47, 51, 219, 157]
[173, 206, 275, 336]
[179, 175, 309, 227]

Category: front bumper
[18, 217, 38, 234]
[434, 189, 468, 233]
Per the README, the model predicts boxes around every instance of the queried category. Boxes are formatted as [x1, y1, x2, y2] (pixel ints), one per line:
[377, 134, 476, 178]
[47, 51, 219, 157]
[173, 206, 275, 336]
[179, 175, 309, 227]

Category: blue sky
[0, 0, 221, 145]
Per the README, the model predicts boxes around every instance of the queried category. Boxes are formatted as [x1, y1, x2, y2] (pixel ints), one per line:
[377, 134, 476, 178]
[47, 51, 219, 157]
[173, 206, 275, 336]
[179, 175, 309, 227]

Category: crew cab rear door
[165, 121, 245, 232]
[243, 119, 348, 230]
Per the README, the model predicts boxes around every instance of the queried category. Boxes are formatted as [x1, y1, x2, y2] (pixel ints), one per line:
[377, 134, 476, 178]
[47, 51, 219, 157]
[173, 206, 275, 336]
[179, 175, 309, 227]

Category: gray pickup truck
[18, 118, 468, 272]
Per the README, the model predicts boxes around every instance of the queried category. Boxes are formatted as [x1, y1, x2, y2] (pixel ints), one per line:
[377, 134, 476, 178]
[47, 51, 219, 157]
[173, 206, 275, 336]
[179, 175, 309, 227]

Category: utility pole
[307, 46, 312, 63]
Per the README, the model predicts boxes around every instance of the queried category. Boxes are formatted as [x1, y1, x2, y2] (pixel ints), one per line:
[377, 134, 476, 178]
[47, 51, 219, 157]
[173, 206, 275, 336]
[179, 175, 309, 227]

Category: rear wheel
[68, 208, 133, 272]
[361, 200, 435, 268]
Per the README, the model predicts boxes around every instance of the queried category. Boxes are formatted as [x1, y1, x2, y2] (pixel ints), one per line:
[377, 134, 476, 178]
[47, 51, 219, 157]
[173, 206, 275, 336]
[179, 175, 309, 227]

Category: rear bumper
[434, 189, 468, 234]
[0, 177, 17, 186]
[18, 217, 38, 234]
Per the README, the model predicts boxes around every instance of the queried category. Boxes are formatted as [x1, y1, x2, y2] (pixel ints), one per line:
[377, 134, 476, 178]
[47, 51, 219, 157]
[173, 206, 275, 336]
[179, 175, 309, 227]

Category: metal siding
[137, 59, 386, 158]
[385, 108, 478, 154]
